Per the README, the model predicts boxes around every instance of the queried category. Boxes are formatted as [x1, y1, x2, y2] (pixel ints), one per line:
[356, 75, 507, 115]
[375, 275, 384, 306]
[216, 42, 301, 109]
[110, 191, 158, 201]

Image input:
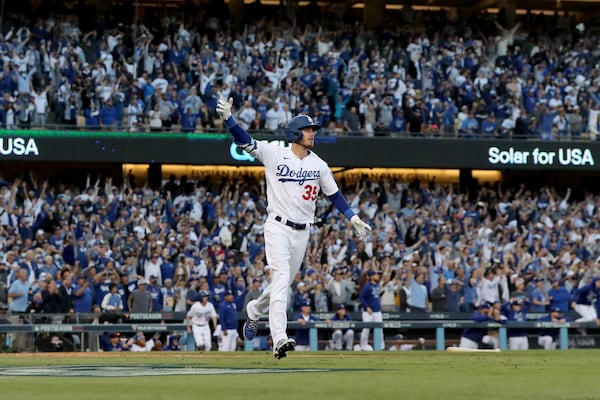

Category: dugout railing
[0, 319, 595, 352]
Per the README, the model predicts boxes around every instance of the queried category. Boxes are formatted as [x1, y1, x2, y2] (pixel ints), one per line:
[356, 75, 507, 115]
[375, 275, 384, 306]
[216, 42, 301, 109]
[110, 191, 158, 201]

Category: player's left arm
[321, 168, 371, 237]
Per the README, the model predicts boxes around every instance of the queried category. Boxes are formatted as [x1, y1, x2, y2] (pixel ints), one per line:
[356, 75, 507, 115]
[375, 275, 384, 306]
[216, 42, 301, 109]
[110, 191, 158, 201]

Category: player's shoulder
[306, 150, 329, 167]
[307, 149, 323, 160]
[255, 139, 286, 153]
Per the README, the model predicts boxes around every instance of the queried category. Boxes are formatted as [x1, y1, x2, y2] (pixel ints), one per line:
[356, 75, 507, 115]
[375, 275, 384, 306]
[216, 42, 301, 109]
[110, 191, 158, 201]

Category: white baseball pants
[459, 337, 479, 349]
[574, 304, 597, 322]
[538, 335, 557, 350]
[192, 325, 212, 350]
[218, 329, 239, 351]
[331, 329, 355, 350]
[509, 336, 529, 350]
[246, 217, 310, 345]
[482, 335, 499, 349]
[359, 311, 383, 351]
[460, 335, 498, 349]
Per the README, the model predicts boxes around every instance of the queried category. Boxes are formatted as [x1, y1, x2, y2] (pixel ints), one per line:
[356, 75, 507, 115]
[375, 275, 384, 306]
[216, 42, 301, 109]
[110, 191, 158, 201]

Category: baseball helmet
[199, 290, 210, 299]
[285, 115, 321, 143]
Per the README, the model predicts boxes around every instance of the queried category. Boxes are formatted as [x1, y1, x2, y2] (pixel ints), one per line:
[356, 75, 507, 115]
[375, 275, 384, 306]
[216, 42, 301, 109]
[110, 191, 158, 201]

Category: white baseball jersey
[187, 301, 217, 326]
[245, 141, 339, 224]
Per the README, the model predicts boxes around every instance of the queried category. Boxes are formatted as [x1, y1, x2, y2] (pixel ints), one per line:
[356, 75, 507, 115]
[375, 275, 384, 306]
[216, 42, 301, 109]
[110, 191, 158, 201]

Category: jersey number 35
[302, 184, 318, 201]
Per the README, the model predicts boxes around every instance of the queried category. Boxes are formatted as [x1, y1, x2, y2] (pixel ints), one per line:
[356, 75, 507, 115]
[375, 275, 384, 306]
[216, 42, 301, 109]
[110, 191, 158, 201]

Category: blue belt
[274, 215, 307, 230]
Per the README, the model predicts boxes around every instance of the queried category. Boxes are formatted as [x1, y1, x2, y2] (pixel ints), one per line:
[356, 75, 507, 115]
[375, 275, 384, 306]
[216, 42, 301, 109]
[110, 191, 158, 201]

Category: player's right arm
[216, 92, 257, 153]
[471, 311, 490, 322]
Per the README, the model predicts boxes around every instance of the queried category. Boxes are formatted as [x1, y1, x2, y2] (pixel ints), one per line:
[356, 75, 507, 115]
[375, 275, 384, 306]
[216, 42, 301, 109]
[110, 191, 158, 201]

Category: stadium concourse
[0, 5, 598, 139]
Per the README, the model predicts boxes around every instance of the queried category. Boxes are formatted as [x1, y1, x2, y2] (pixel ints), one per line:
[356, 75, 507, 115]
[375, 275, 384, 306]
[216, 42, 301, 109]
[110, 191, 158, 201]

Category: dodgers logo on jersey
[371, 286, 381, 298]
[276, 164, 320, 184]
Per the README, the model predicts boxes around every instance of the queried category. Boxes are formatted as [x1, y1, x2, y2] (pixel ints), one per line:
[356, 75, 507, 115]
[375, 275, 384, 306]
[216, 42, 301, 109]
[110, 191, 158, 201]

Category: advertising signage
[486, 145, 594, 167]
[0, 130, 598, 171]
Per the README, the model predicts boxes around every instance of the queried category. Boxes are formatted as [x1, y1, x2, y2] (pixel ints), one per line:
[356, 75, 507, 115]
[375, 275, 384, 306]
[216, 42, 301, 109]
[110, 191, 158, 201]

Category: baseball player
[186, 290, 217, 351]
[216, 93, 371, 359]
[501, 299, 530, 350]
[293, 299, 319, 351]
[100, 332, 129, 351]
[128, 332, 159, 352]
[459, 303, 506, 349]
[357, 269, 383, 351]
[162, 334, 182, 351]
[572, 277, 600, 322]
[218, 290, 239, 351]
[328, 304, 355, 351]
[538, 307, 566, 350]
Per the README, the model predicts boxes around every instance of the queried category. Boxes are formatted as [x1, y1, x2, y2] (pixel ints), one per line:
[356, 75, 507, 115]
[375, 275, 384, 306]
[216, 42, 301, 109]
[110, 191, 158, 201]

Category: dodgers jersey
[246, 141, 339, 224]
[187, 301, 217, 326]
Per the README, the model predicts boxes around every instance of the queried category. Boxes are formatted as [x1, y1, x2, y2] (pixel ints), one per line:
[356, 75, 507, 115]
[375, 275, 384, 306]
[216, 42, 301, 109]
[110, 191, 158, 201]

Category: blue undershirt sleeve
[224, 116, 252, 145]
[328, 191, 356, 221]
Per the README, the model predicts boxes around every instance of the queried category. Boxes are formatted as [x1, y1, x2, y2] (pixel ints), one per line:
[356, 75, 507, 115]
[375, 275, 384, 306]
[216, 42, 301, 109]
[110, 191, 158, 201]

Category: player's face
[299, 127, 316, 148]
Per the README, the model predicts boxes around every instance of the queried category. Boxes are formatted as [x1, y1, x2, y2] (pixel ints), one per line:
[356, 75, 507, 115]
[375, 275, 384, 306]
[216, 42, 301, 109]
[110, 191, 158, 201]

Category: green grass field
[0, 351, 598, 400]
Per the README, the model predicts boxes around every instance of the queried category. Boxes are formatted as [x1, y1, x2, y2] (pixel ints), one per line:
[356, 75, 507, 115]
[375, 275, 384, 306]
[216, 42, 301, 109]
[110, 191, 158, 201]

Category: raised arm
[29, 171, 38, 191]
[216, 92, 253, 146]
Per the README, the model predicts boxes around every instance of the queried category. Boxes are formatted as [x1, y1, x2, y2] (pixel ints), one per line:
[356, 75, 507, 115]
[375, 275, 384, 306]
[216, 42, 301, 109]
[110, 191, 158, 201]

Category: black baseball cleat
[273, 338, 296, 359]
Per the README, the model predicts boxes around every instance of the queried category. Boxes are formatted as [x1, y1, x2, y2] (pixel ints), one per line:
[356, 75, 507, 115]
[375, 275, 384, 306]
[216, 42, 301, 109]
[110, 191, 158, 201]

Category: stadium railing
[1, 123, 582, 140]
[0, 313, 592, 352]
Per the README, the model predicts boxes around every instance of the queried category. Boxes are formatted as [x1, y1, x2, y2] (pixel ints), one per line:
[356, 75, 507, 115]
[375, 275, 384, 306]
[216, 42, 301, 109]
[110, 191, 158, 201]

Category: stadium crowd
[0, 173, 599, 328]
[0, 7, 599, 138]
[1, 5, 600, 352]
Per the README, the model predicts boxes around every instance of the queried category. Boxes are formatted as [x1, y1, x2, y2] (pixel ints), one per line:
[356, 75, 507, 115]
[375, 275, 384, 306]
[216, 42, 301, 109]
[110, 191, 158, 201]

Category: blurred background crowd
[1, 172, 597, 319]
